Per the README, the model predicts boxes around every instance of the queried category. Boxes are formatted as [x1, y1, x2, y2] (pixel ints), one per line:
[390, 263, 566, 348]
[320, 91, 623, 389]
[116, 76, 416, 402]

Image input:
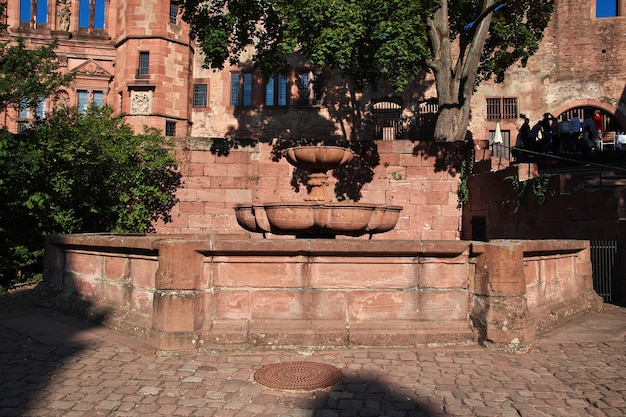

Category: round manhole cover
[254, 361, 342, 391]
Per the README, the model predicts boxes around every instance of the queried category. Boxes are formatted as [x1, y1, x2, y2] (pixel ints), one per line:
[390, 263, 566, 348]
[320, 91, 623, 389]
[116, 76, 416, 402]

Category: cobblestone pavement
[1, 286, 625, 417]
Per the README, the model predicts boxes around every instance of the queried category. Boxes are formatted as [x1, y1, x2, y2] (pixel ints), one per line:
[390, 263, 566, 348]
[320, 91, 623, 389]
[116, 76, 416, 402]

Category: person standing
[550, 117, 561, 153]
[540, 113, 553, 153]
[593, 110, 603, 137]
[560, 118, 572, 153]
[570, 112, 582, 148]
[582, 115, 597, 150]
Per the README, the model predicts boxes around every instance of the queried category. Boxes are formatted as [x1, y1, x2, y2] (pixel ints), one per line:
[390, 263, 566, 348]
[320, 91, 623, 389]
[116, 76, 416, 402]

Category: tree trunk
[433, 104, 472, 142]
[427, 0, 496, 142]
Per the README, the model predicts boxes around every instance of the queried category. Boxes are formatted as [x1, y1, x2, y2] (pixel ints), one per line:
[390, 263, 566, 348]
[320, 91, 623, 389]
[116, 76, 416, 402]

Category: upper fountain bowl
[284, 146, 355, 171]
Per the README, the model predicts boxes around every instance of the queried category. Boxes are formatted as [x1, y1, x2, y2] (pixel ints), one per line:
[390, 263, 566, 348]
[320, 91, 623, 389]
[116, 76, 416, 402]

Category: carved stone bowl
[234, 202, 402, 237]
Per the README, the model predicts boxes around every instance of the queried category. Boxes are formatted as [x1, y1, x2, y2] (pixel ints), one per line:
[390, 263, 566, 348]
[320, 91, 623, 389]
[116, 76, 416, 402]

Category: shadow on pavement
[0, 285, 103, 416]
[305, 376, 439, 416]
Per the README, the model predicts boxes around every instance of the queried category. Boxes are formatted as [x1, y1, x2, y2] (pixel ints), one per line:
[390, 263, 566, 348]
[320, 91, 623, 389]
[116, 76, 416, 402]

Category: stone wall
[155, 138, 465, 241]
[41, 234, 601, 351]
[471, 0, 626, 142]
[462, 162, 626, 304]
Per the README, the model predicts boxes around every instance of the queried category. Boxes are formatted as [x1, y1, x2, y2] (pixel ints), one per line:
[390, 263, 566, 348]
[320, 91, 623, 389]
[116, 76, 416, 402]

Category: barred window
[138, 52, 150, 76]
[165, 120, 176, 136]
[486, 97, 518, 120]
[170, 2, 179, 24]
[193, 84, 208, 108]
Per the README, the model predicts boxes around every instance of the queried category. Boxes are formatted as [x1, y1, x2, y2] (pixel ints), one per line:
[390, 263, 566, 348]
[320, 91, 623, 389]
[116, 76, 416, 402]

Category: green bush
[0, 106, 181, 288]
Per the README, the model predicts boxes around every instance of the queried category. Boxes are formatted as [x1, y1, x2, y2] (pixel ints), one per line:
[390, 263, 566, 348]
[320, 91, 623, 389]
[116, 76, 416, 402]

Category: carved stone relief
[130, 90, 152, 114]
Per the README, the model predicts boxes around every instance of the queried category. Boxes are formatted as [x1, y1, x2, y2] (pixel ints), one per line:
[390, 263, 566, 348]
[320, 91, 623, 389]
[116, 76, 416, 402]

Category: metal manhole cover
[254, 361, 342, 390]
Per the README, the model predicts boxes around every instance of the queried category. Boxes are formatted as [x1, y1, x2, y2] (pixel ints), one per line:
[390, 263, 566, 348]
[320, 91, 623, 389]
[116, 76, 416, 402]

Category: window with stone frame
[170, 2, 180, 24]
[77, 90, 89, 112]
[78, 0, 106, 35]
[18, 100, 30, 119]
[298, 71, 322, 106]
[265, 74, 288, 107]
[137, 52, 150, 77]
[230, 72, 253, 107]
[36, 99, 46, 118]
[486, 97, 518, 120]
[165, 120, 177, 136]
[92, 91, 104, 107]
[19, 0, 48, 30]
[596, 0, 622, 18]
[193, 84, 208, 108]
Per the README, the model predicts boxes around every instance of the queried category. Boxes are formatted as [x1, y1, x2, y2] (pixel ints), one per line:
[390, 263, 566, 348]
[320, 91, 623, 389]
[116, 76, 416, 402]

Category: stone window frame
[169, 2, 180, 24]
[486, 97, 518, 121]
[77, 0, 107, 36]
[264, 74, 288, 107]
[297, 70, 323, 107]
[137, 52, 150, 78]
[19, 0, 48, 30]
[193, 83, 208, 108]
[230, 71, 254, 108]
[165, 120, 177, 137]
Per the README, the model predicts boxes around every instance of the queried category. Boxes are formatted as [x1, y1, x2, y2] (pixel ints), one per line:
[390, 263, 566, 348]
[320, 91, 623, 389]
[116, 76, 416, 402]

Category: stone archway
[552, 100, 625, 133]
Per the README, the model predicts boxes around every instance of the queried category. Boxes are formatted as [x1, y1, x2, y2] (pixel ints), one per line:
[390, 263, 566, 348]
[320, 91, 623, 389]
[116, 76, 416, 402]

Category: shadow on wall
[210, 79, 472, 203]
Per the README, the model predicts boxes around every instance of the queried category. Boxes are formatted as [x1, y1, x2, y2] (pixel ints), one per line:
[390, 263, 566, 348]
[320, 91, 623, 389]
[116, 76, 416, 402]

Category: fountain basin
[235, 202, 403, 237]
[284, 145, 355, 171]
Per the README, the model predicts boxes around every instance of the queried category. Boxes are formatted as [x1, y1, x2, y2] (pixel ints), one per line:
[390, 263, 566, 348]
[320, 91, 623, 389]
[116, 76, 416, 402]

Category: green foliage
[456, 146, 475, 207]
[504, 173, 553, 213]
[182, 0, 431, 91]
[0, 106, 181, 286]
[182, 0, 553, 142]
[182, 0, 553, 92]
[0, 38, 75, 111]
[478, 0, 555, 83]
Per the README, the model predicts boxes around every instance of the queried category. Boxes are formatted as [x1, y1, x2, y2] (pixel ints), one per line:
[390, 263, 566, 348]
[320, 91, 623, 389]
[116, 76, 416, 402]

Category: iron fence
[590, 240, 617, 302]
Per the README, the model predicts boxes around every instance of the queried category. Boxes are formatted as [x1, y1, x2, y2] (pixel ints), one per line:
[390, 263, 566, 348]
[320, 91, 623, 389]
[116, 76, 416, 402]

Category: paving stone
[1, 289, 626, 417]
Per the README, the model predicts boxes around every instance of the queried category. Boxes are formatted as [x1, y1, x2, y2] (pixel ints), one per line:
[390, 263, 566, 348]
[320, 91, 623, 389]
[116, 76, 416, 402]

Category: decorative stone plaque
[130, 90, 152, 115]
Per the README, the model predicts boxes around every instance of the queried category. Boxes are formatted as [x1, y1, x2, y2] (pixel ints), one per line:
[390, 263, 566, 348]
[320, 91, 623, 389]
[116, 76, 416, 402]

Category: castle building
[3, 0, 625, 147]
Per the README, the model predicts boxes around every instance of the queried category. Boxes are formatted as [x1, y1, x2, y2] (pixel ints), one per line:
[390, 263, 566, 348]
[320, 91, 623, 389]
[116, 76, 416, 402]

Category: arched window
[372, 100, 402, 140]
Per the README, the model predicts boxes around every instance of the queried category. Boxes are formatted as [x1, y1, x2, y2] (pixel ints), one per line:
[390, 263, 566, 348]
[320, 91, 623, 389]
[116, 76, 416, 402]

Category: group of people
[514, 110, 603, 160]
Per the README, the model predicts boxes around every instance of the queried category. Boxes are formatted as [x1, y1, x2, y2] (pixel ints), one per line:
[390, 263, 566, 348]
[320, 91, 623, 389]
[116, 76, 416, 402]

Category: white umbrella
[493, 122, 503, 144]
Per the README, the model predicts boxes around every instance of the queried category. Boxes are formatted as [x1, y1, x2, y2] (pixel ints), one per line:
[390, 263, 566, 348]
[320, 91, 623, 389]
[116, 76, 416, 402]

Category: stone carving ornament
[57, 0, 70, 32]
[131, 90, 152, 114]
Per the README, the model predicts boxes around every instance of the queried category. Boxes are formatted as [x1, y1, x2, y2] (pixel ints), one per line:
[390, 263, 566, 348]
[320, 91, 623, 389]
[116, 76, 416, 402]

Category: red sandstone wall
[471, 0, 626, 141]
[462, 164, 626, 304]
[42, 235, 601, 351]
[154, 138, 464, 240]
[463, 164, 626, 241]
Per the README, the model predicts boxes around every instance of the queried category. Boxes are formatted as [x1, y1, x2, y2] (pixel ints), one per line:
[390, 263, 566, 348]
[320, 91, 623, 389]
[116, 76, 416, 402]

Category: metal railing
[590, 240, 617, 303]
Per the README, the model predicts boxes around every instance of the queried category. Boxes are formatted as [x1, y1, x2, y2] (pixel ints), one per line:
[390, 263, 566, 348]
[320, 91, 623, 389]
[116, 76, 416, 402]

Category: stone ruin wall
[470, 0, 626, 140]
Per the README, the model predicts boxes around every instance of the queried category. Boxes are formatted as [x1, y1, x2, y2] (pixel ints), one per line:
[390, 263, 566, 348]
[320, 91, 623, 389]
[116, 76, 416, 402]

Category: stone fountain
[234, 145, 403, 237]
[40, 140, 602, 352]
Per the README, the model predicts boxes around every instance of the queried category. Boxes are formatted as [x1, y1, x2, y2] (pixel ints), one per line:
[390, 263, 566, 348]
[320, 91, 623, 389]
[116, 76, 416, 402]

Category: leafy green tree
[0, 37, 74, 112]
[0, 106, 181, 286]
[181, 0, 553, 141]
